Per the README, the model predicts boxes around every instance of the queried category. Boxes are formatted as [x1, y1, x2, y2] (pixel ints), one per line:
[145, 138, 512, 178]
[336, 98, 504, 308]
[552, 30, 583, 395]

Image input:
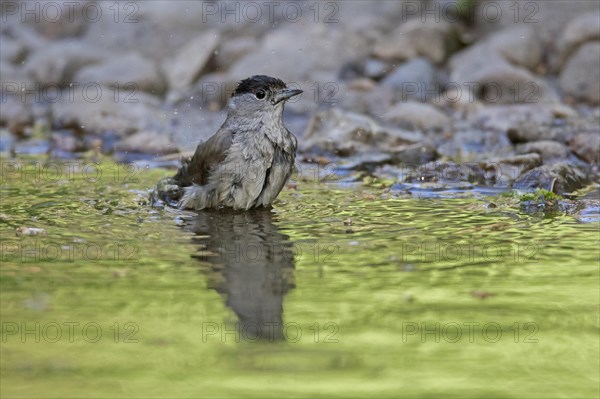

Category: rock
[448, 26, 557, 104]
[339, 82, 394, 118]
[391, 142, 438, 164]
[163, 30, 220, 92]
[381, 58, 436, 102]
[554, 14, 600, 71]
[115, 131, 179, 155]
[507, 119, 572, 143]
[338, 152, 392, 171]
[301, 108, 423, 156]
[24, 0, 90, 39]
[0, 94, 33, 136]
[514, 162, 591, 194]
[80, 2, 223, 63]
[570, 133, 600, 164]
[515, 141, 570, 162]
[24, 39, 107, 84]
[486, 153, 543, 183]
[228, 24, 368, 83]
[402, 161, 488, 185]
[436, 128, 513, 161]
[76, 53, 165, 95]
[215, 36, 258, 69]
[0, 35, 26, 63]
[559, 42, 600, 104]
[336, 1, 406, 34]
[450, 26, 543, 77]
[372, 19, 461, 64]
[383, 102, 450, 131]
[363, 58, 391, 80]
[487, 25, 543, 70]
[191, 72, 237, 108]
[52, 88, 162, 136]
[474, 0, 600, 42]
[469, 104, 571, 133]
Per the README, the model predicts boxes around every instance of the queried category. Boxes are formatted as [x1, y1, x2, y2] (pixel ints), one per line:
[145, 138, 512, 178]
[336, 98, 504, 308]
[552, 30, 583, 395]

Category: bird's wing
[175, 127, 234, 186]
[212, 131, 273, 210]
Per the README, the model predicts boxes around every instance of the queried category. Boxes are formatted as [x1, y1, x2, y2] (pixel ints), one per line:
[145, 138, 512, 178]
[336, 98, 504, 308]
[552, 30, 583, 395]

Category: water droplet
[190, 96, 194, 100]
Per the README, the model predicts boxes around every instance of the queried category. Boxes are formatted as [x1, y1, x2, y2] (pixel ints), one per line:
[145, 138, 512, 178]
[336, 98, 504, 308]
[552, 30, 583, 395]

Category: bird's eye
[255, 89, 266, 100]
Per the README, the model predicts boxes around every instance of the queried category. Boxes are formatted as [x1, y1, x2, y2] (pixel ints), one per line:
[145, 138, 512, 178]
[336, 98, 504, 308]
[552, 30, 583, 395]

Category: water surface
[1, 158, 598, 398]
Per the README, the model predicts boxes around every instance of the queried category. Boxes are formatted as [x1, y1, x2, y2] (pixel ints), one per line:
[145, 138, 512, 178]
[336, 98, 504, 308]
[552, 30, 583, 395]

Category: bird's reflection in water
[185, 208, 295, 341]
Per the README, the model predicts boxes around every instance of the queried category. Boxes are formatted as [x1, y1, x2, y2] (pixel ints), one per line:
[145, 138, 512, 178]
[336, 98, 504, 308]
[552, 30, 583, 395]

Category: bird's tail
[178, 184, 215, 210]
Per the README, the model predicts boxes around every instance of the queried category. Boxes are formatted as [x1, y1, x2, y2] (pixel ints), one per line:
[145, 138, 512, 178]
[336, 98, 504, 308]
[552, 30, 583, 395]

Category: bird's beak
[273, 88, 303, 105]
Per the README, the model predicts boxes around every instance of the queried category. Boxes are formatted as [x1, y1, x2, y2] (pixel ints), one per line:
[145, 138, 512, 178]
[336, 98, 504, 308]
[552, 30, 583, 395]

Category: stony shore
[1, 1, 598, 195]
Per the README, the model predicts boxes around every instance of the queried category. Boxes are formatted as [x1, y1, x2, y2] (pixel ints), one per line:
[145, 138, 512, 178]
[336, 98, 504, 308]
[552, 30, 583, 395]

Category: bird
[154, 75, 302, 210]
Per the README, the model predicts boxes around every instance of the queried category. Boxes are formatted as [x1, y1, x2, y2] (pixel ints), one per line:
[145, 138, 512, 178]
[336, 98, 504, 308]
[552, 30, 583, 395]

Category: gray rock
[436, 128, 513, 161]
[450, 26, 542, 77]
[215, 36, 258, 70]
[162, 30, 220, 92]
[571, 133, 600, 164]
[115, 131, 179, 155]
[514, 162, 592, 194]
[190, 72, 237, 108]
[81, 2, 220, 63]
[559, 41, 600, 104]
[24, 39, 107, 84]
[488, 25, 543, 70]
[372, 19, 460, 64]
[363, 58, 391, 80]
[0, 95, 33, 136]
[0, 35, 25, 63]
[507, 120, 572, 143]
[474, 0, 599, 43]
[515, 140, 570, 162]
[338, 152, 393, 171]
[448, 26, 557, 104]
[486, 153, 543, 185]
[339, 81, 394, 118]
[52, 87, 162, 136]
[301, 108, 423, 156]
[383, 102, 450, 131]
[401, 161, 488, 185]
[0, 60, 34, 87]
[554, 14, 600, 71]
[76, 53, 165, 95]
[469, 103, 575, 133]
[391, 142, 438, 165]
[25, 0, 90, 39]
[228, 24, 368, 83]
[381, 58, 436, 102]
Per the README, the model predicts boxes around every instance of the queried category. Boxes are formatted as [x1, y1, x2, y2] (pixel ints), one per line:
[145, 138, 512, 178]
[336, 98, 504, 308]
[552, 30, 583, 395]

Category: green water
[1, 158, 599, 398]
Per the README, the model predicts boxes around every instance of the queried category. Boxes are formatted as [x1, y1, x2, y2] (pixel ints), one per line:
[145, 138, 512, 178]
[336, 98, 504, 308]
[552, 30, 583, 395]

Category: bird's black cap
[234, 75, 287, 96]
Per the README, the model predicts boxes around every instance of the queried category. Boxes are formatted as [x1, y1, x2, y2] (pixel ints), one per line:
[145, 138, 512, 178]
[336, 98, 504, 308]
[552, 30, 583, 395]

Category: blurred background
[1, 0, 598, 186]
